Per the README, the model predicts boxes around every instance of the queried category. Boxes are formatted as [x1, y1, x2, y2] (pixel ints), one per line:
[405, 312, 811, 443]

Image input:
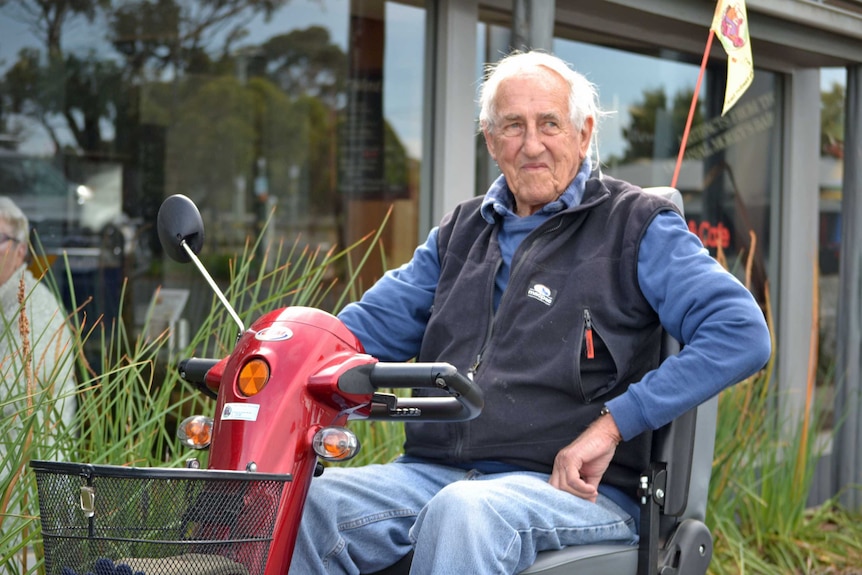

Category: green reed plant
[707, 265, 862, 572]
[0, 209, 401, 574]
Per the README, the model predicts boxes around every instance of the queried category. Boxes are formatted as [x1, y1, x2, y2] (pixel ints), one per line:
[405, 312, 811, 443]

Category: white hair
[0, 196, 29, 243]
[478, 50, 603, 153]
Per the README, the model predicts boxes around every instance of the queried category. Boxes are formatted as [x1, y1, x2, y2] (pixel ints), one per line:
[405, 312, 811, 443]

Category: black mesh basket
[31, 460, 292, 575]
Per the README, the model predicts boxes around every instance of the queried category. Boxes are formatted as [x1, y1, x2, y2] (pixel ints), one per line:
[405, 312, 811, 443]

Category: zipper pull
[467, 353, 482, 381]
[584, 310, 595, 360]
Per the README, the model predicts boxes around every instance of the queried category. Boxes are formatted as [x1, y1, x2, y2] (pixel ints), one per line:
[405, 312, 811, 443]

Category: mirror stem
[180, 239, 245, 337]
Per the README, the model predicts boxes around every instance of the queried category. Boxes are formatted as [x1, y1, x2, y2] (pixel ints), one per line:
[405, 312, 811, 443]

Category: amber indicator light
[238, 358, 270, 397]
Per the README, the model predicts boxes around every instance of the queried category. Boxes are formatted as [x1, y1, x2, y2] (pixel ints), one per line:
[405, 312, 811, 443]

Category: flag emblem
[712, 0, 754, 115]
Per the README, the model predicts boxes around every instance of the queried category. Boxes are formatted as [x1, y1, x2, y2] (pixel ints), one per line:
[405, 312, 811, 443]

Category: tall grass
[708, 322, 862, 572]
[707, 242, 862, 573]
[0, 212, 402, 574]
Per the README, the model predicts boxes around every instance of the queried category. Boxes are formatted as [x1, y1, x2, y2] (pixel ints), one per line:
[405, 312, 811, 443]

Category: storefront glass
[0, 0, 426, 333]
[819, 67, 846, 393]
[562, 38, 780, 308]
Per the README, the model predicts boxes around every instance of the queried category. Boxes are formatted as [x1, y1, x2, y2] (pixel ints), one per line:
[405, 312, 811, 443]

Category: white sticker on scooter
[222, 403, 260, 421]
[255, 326, 293, 341]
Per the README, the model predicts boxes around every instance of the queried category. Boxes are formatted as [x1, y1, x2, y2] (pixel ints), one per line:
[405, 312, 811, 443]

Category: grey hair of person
[478, 50, 602, 150]
[0, 196, 30, 243]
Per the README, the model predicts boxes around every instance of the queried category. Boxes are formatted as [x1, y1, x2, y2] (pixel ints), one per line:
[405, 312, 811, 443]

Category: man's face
[483, 68, 594, 217]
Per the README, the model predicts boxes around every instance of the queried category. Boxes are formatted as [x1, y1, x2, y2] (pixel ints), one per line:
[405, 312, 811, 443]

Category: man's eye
[542, 121, 562, 134]
[502, 123, 523, 136]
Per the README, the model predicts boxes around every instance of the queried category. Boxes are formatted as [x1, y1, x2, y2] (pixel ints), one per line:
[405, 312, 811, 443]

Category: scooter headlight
[178, 415, 213, 449]
[238, 358, 270, 397]
[312, 427, 359, 462]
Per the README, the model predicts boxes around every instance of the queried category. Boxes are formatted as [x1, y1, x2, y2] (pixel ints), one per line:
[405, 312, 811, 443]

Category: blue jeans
[289, 459, 638, 575]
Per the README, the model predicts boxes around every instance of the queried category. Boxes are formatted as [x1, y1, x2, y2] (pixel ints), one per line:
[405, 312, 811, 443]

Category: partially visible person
[0, 197, 77, 575]
[0, 196, 77, 456]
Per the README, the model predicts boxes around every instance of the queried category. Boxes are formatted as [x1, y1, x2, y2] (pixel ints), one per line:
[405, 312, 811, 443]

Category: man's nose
[521, 124, 545, 155]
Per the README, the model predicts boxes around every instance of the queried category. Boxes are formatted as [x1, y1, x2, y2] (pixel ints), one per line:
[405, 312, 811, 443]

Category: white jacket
[0, 264, 76, 460]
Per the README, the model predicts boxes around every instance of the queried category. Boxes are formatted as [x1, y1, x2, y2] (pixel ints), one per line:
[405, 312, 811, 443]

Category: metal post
[834, 65, 862, 511]
[511, 0, 555, 53]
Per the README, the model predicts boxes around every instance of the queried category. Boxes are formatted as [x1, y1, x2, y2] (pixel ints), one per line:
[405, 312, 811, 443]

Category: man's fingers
[550, 465, 599, 502]
[566, 475, 598, 501]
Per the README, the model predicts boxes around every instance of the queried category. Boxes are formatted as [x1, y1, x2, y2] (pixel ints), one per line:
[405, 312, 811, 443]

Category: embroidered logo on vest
[527, 283, 555, 306]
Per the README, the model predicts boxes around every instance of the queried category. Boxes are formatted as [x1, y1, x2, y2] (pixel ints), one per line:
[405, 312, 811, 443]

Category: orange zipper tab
[584, 309, 595, 359]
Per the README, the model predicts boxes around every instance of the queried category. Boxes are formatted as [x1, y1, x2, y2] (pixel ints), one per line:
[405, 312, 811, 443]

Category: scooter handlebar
[178, 358, 221, 383]
[176, 357, 484, 422]
[339, 362, 484, 422]
[177, 357, 222, 400]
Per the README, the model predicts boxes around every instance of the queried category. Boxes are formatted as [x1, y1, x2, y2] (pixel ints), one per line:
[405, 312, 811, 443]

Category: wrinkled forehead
[493, 69, 571, 116]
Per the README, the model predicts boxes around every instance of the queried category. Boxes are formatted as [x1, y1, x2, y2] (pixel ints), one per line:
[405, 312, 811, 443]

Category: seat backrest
[642, 186, 717, 524]
[650, 334, 718, 523]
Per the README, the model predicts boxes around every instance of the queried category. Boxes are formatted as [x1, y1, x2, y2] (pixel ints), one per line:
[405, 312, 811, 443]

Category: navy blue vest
[407, 175, 681, 495]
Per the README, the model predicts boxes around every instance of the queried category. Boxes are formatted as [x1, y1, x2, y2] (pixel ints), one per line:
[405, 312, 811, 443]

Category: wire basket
[31, 460, 293, 575]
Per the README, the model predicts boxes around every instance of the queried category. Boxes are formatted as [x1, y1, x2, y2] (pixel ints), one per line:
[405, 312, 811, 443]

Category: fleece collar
[480, 156, 593, 223]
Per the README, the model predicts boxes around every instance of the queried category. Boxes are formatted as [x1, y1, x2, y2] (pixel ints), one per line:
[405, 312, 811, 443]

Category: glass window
[557, 39, 779, 308]
[818, 67, 845, 401]
[0, 0, 426, 344]
[819, 68, 845, 278]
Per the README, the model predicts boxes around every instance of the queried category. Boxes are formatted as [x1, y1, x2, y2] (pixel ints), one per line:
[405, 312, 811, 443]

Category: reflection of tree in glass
[111, 0, 290, 76]
[820, 82, 844, 159]
[0, 0, 288, 154]
[256, 26, 348, 219]
[609, 87, 703, 165]
[4, 50, 124, 153]
[260, 26, 347, 107]
[1, 0, 416, 259]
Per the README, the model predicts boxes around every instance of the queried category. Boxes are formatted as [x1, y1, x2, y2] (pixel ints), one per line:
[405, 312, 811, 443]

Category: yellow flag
[711, 0, 754, 115]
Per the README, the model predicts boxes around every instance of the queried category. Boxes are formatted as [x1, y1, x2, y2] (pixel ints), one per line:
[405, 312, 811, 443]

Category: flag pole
[671, 30, 714, 189]
[671, 1, 725, 189]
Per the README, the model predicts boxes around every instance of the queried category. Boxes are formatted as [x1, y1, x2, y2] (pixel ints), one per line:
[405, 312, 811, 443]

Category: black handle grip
[178, 357, 221, 384]
[338, 362, 484, 422]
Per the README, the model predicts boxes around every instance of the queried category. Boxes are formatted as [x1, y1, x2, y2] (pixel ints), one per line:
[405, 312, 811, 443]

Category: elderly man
[289, 51, 770, 575]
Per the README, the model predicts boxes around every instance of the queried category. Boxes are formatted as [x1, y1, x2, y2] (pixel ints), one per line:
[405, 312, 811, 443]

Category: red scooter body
[197, 306, 377, 574]
[207, 306, 375, 473]
[158, 194, 484, 574]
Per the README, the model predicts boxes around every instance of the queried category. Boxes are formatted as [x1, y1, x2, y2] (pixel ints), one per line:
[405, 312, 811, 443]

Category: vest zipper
[584, 309, 595, 359]
[467, 354, 482, 381]
[469, 218, 564, 380]
[467, 259, 503, 381]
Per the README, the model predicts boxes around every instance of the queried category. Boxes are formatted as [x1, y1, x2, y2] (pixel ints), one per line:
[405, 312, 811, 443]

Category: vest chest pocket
[575, 309, 619, 403]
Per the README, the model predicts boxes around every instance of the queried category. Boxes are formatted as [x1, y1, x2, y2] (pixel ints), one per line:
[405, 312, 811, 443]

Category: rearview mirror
[157, 194, 204, 263]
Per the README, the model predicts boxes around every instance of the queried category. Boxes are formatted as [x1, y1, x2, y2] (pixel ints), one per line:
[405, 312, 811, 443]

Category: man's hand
[548, 411, 623, 502]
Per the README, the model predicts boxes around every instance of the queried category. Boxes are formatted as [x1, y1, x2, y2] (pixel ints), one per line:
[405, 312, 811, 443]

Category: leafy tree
[821, 81, 844, 158]
[0, 0, 288, 155]
[259, 26, 347, 106]
[616, 86, 703, 163]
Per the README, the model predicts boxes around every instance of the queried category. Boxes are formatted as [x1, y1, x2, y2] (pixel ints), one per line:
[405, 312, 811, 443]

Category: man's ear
[483, 128, 496, 161]
[579, 116, 595, 160]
